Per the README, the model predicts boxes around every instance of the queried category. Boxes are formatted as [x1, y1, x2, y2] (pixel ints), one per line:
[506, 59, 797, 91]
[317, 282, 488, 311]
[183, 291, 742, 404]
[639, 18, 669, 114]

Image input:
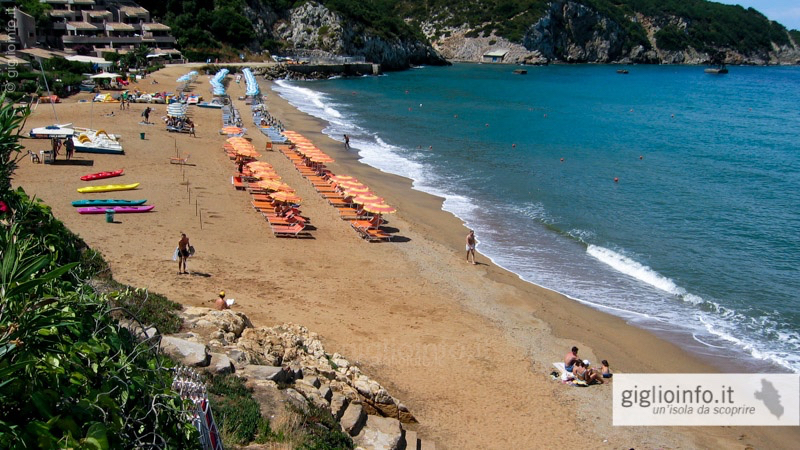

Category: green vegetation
[0, 99, 197, 447]
[207, 374, 272, 444]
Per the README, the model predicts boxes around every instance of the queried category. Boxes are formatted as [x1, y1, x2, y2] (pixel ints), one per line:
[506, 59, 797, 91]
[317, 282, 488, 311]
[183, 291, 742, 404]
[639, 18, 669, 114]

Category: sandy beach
[13, 64, 798, 449]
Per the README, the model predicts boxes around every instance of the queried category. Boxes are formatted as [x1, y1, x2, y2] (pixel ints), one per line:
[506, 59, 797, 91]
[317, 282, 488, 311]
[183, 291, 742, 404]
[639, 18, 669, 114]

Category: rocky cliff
[239, 0, 798, 68]
[245, 1, 447, 70]
[426, 0, 800, 65]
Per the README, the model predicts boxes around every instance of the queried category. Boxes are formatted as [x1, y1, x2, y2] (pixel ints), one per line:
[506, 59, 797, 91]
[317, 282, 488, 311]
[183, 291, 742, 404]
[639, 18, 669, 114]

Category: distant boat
[513, 69, 527, 75]
[616, 69, 629, 74]
[705, 64, 728, 74]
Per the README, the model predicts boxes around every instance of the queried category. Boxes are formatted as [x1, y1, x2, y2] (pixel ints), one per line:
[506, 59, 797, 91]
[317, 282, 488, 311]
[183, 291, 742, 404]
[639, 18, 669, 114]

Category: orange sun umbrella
[257, 179, 294, 192]
[237, 149, 261, 158]
[343, 185, 371, 196]
[269, 191, 302, 204]
[329, 175, 355, 183]
[353, 194, 383, 205]
[363, 202, 396, 214]
[221, 126, 244, 135]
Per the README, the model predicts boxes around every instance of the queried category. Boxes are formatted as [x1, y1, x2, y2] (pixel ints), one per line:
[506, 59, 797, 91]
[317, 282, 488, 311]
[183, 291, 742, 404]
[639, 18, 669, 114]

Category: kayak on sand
[77, 183, 139, 193]
[71, 199, 146, 207]
[80, 169, 124, 181]
[77, 205, 154, 214]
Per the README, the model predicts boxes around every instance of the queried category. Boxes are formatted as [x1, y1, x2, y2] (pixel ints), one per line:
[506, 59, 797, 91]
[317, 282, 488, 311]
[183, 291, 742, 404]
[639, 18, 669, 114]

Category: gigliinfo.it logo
[613, 374, 799, 426]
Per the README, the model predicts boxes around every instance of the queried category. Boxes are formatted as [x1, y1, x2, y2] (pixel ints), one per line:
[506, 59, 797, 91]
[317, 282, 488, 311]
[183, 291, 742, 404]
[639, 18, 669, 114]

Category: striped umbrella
[363, 202, 396, 214]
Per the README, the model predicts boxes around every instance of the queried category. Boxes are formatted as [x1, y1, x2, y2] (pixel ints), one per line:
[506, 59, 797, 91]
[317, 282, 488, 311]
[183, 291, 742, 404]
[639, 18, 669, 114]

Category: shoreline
[13, 65, 797, 448]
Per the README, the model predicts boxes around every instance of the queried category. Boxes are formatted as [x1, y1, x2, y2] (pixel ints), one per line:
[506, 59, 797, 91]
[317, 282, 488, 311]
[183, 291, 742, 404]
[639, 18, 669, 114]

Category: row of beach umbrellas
[242, 68, 259, 97]
[210, 69, 228, 96]
[282, 131, 396, 215]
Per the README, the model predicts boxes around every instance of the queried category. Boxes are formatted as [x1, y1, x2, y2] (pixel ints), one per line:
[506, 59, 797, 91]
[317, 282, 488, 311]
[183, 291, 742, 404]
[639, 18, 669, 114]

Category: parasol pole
[37, 59, 59, 123]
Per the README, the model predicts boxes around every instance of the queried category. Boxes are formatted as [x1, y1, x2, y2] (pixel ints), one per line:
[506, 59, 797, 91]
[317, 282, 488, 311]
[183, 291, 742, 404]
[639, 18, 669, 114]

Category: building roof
[70, 0, 97, 4]
[49, 9, 75, 17]
[41, 0, 69, 4]
[119, 6, 148, 16]
[0, 33, 11, 43]
[18, 48, 61, 59]
[0, 56, 32, 67]
[105, 22, 135, 31]
[483, 50, 509, 57]
[142, 23, 171, 31]
[67, 21, 100, 31]
[87, 11, 112, 18]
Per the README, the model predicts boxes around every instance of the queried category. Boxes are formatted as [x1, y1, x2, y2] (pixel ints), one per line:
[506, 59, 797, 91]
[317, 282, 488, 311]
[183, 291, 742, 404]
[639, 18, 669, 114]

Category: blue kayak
[71, 199, 147, 207]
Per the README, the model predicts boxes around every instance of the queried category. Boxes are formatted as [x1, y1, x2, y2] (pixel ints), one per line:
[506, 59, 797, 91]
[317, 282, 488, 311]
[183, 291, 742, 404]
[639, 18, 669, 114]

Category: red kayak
[80, 169, 124, 181]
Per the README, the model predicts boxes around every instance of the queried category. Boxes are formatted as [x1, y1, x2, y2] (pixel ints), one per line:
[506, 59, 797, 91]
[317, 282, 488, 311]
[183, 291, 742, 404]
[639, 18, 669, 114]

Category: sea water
[272, 63, 800, 373]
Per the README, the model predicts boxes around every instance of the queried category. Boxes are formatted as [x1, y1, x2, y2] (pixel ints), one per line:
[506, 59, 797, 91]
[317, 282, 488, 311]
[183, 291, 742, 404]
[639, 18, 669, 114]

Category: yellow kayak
[77, 183, 140, 193]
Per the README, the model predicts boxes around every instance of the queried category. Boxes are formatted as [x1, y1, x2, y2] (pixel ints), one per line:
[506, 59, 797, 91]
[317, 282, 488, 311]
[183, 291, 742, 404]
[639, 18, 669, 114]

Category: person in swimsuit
[572, 360, 587, 382]
[564, 346, 579, 373]
[466, 230, 477, 264]
[599, 360, 612, 379]
[178, 233, 190, 274]
[215, 291, 230, 310]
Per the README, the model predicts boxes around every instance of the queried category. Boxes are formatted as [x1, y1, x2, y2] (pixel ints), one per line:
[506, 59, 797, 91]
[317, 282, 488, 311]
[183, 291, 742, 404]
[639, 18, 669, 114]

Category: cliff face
[427, 0, 800, 65]
[240, 0, 799, 68]
[246, 1, 447, 70]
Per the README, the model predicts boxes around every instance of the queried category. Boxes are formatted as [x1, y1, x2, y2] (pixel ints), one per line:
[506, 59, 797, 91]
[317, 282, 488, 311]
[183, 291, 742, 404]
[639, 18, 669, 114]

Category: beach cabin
[482, 50, 509, 63]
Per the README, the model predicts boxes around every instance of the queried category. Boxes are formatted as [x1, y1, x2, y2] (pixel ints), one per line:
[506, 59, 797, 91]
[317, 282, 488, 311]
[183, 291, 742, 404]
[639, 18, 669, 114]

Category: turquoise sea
[272, 63, 800, 373]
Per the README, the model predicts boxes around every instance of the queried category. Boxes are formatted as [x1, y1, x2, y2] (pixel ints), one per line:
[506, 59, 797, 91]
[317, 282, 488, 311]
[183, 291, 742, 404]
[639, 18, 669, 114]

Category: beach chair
[170, 153, 190, 165]
[28, 150, 41, 164]
[271, 223, 310, 238]
[231, 176, 246, 190]
[360, 227, 393, 242]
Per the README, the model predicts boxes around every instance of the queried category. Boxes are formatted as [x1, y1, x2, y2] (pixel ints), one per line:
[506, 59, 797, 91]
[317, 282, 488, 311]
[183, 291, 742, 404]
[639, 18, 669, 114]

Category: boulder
[240, 365, 290, 383]
[354, 415, 403, 450]
[208, 352, 234, 374]
[330, 392, 349, 421]
[161, 336, 209, 367]
[340, 402, 367, 436]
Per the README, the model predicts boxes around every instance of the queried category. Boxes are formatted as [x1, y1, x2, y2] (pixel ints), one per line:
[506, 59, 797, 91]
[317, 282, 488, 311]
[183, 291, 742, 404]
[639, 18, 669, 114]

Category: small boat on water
[72, 199, 147, 207]
[77, 183, 140, 194]
[616, 69, 629, 74]
[704, 63, 728, 74]
[78, 205, 154, 214]
[80, 169, 124, 181]
[513, 69, 528, 75]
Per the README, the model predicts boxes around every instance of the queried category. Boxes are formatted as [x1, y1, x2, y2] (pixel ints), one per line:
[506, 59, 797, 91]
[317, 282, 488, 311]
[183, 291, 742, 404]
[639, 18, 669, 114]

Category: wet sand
[13, 64, 797, 449]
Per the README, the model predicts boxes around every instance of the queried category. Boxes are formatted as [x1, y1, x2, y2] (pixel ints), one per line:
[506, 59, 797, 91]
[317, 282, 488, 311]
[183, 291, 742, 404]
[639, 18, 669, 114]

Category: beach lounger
[231, 176, 246, 190]
[271, 223, 310, 238]
[170, 153, 190, 165]
[359, 228, 393, 242]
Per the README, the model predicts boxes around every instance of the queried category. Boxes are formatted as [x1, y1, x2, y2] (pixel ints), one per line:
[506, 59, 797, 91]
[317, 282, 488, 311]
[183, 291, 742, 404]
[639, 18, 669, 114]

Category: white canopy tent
[89, 72, 122, 79]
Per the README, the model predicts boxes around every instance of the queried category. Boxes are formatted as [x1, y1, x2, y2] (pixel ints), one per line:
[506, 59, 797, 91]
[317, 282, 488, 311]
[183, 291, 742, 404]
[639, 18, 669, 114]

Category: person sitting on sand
[564, 346, 579, 373]
[582, 360, 604, 384]
[572, 359, 587, 382]
[215, 291, 230, 310]
[599, 360, 612, 379]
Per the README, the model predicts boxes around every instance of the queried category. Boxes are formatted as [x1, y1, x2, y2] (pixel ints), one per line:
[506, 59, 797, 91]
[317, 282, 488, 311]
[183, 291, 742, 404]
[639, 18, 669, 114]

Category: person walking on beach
[64, 135, 74, 160]
[51, 138, 62, 160]
[344, 134, 350, 149]
[177, 233, 190, 274]
[466, 230, 477, 265]
[142, 106, 152, 124]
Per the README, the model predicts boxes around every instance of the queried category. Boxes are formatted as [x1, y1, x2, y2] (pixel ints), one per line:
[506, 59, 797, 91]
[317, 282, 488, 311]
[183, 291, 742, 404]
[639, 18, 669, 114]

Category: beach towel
[172, 247, 179, 261]
[552, 362, 572, 382]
